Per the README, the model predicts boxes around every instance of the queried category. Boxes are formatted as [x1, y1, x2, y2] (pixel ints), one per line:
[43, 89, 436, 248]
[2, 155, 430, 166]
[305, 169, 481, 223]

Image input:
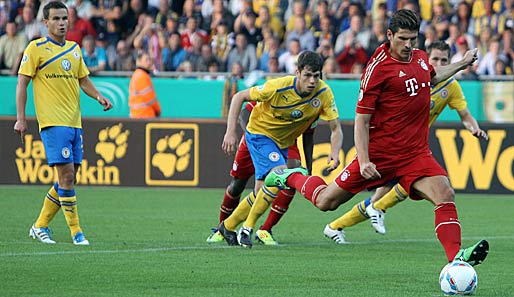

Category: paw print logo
[95, 123, 130, 163]
[145, 123, 198, 186]
[151, 131, 192, 177]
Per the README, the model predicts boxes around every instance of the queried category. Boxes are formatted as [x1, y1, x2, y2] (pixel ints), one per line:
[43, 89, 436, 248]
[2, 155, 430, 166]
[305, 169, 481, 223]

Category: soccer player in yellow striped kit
[218, 51, 343, 247]
[323, 40, 489, 244]
[14, 1, 112, 245]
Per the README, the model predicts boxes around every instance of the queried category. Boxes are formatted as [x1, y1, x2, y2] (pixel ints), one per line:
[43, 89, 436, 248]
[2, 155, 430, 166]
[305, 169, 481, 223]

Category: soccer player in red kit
[265, 9, 488, 266]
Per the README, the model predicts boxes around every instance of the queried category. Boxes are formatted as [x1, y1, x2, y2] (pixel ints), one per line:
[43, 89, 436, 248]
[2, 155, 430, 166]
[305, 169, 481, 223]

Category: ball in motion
[439, 260, 477, 295]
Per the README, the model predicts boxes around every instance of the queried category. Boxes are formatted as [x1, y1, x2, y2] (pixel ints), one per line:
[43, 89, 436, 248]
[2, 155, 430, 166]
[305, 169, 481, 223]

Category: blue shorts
[245, 131, 288, 180]
[40, 126, 83, 166]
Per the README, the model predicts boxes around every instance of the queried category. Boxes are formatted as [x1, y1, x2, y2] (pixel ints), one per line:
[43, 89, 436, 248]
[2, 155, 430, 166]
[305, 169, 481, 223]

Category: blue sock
[363, 197, 371, 208]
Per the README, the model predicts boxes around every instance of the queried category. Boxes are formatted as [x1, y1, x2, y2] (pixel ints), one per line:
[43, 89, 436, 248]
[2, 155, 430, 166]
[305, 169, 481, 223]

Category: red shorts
[230, 135, 255, 180]
[334, 153, 447, 200]
[287, 143, 300, 161]
[230, 135, 301, 179]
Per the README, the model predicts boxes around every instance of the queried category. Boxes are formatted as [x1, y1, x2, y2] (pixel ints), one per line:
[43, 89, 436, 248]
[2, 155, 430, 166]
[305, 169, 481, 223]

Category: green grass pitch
[1, 186, 513, 297]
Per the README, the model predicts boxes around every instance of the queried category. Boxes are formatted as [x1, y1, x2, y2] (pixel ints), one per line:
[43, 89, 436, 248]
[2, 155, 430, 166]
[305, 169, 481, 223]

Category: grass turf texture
[1, 186, 512, 297]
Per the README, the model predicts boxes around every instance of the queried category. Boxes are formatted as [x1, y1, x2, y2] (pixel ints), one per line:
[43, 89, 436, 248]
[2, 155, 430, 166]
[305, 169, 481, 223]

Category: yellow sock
[35, 183, 61, 228]
[224, 192, 256, 231]
[58, 188, 82, 237]
[395, 184, 408, 197]
[329, 199, 368, 230]
[243, 186, 280, 230]
[374, 184, 408, 212]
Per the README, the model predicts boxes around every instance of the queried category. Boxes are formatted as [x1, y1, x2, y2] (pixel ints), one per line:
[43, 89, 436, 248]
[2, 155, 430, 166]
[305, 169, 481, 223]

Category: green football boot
[264, 167, 308, 189]
[453, 239, 489, 266]
[206, 230, 224, 243]
[255, 229, 278, 246]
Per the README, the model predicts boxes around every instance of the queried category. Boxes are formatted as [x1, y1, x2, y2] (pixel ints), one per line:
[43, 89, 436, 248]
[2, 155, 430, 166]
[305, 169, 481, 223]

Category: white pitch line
[0, 245, 231, 257]
[1, 235, 513, 257]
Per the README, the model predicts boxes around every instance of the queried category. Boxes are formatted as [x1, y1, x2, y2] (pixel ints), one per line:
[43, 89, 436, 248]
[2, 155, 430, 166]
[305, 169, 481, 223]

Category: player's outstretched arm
[326, 118, 343, 172]
[78, 76, 113, 111]
[432, 49, 478, 85]
[222, 89, 250, 156]
[355, 113, 380, 180]
[238, 106, 251, 131]
[457, 108, 489, 140]
[301, 130, 314, 174]
[13, 74, 31, 144]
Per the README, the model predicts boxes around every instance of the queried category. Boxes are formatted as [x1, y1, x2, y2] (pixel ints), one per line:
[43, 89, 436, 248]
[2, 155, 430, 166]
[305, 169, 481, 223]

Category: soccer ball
[439, 260, 478, 295]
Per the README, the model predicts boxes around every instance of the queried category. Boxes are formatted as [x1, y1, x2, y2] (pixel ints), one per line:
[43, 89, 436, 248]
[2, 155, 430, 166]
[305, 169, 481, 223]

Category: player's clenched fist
[359, 161, 381, 180]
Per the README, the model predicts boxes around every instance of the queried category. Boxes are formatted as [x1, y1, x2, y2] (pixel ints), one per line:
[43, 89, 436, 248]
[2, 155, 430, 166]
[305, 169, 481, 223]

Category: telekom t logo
[405, 78, 419, 96]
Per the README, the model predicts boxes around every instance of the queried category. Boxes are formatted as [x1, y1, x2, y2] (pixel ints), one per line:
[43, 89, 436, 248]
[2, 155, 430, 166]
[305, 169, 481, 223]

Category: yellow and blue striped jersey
[247, 76, 339, 148]
[18, 36, 90, 130]
[429, 77, 467, 127]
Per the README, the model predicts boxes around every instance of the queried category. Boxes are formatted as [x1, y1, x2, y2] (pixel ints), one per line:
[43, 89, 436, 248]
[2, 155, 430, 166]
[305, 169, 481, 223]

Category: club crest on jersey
[310, 98, 321, 108]
[418, 58, 428, 71]
[61, 59, 71, 71]
[331, 100, 338, 112]
[21, 54, 28, 65]
[61, 147, 71, 158]
[268, 152, 280, 162]
[340, 169, 350, 182]
[290, 109, 303, 119]
[73, 50, 80, 60]
[441, 88, 449, 99]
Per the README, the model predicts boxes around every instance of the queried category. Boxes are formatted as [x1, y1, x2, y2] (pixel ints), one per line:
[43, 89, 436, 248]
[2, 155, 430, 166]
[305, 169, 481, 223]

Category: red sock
[219, 188, 240, 222]
[434, 202, 461, 262]
[287, 173, 327, 206]
[260, 189, 295, 231]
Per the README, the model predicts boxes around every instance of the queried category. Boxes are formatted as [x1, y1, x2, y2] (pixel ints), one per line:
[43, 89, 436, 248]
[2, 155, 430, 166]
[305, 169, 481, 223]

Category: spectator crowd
[0, 0, 512, 79]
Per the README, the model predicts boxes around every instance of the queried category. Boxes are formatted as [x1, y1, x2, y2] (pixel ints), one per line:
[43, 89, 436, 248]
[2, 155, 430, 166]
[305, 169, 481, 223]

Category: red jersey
[66, 19, 97, 46]
[357, 43, 435, 159]
[180, 30, 209, 51]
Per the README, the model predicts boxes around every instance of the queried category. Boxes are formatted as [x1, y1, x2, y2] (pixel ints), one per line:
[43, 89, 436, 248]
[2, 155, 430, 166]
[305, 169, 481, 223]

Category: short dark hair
[297, 51, 323, 73]
[388, 9, 420, 34]
[207, 57, 220, 67]
[43, 1, 68, 20]
[427, 41, 451, 59]
[169, 31, 181, 39]
[289, 38, 300, 44]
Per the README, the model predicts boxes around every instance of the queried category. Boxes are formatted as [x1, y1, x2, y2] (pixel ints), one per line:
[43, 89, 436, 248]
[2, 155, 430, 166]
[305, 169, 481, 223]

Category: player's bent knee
[437, 185, 455, 203]
[442, 187, 455, 202]
[315, 186, 352, 211]
[316, 204, 331, 212]
[315, 197, 339, 212]
[59, 173, 76, 188]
